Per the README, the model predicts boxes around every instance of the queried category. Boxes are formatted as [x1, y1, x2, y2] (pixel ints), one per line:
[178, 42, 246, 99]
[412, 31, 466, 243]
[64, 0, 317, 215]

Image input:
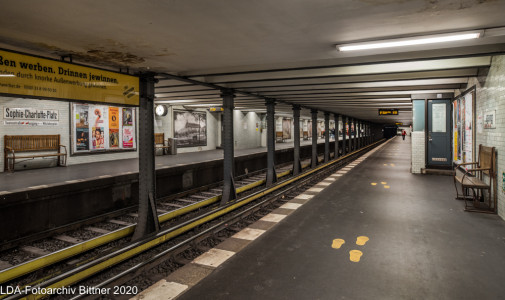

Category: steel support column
[342, 116, 347, 155]
[334, 113, 339, 159]
[266, 99, 277, 186]
[292, 105, 302, 176]
[324, 112, 330, 163]
[220, 89, 236, 205]
[311, 109, 318, 168]
[132, 72, 159, 241]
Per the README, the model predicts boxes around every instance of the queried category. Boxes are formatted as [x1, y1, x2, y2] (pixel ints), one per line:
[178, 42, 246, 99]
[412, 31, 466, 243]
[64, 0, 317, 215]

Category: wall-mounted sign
[0, 49, 139, 105]
[208, 107, 224, 112]
[395, 122, 403, 126]
[4, 107, 59, 120]
[378, 109, 399, 115]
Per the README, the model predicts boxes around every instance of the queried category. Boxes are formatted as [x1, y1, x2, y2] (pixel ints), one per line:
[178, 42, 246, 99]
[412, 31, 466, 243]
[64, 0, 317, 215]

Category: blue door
[427, 99, 451, 166]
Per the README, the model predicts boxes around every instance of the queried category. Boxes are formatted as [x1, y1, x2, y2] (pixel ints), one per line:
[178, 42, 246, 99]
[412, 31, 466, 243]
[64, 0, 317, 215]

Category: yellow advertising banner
[0, 49, 139, 105]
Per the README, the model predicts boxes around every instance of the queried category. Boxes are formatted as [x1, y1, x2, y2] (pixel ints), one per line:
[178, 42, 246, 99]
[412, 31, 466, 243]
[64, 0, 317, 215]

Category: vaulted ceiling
[1, 0, 505, 123]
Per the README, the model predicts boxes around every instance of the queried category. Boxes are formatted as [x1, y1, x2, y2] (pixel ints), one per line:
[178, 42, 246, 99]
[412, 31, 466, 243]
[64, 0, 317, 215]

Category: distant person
[402, 130, 406, 140]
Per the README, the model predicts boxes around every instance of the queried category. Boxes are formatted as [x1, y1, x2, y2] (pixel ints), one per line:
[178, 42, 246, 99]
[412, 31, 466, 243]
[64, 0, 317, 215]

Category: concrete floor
[0, 138, 328, 192]
[178, 136, 505, 300]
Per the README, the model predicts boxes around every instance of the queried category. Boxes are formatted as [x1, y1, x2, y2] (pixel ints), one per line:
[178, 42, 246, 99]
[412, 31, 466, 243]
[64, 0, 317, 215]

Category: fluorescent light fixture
[183, 103, 221, 107]
[337, 31, 482, 51]
[0, 74, 15, 77]
[155, 100, 195, 104]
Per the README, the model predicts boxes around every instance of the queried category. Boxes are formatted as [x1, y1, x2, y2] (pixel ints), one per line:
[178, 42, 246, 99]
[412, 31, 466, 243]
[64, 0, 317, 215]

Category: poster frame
[69, 102, 137, 156]
[452, 86, 476, 166]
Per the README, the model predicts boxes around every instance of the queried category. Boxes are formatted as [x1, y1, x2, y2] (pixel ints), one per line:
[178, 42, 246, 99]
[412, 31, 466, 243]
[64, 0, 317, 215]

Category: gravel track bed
[30, 238, 72, 252]
[66, 229, 101, 241]
[93, 221, 123, 231]
[0, 248, 36, 266]
[114, 215, 137, 224]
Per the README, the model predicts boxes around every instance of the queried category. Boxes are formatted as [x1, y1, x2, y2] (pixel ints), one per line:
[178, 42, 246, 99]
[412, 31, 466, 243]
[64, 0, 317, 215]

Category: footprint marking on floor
[356, 236, 369, 246]
[381, 182, 387, 185]
[349, 250, 363, 262]
[371, 182, 377, 186]
[331, 238, 345, 249]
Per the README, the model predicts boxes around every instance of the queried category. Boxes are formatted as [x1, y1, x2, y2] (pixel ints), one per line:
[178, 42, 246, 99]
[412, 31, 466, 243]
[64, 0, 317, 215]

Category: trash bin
[167, 138, 177, 155]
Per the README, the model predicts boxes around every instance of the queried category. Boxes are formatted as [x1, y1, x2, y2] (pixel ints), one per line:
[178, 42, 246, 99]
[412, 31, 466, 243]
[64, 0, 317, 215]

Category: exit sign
[379, 109, 399, 115]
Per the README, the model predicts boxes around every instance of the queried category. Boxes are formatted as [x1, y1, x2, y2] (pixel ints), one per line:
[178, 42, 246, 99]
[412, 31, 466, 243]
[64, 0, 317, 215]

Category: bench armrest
[59, 144, 67, 155]
[456, 162, 478, 167]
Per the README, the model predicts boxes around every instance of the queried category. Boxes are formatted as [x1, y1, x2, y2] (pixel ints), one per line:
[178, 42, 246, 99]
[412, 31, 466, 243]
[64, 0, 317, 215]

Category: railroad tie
[84, 227, 111, 234]
[20, 246, 50, 257]
[54, 235, 82, 244]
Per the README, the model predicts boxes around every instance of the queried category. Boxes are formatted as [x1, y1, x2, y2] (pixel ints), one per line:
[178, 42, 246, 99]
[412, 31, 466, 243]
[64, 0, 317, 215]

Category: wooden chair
[454, 144, 496, 213]
[4, 135, 67, 172]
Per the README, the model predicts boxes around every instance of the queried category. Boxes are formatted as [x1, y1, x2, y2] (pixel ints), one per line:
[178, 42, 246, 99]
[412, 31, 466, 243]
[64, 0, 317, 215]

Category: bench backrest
[154, 133, 165, 145]
[479, 144, 496, 177]
[5, 135, 61, 152]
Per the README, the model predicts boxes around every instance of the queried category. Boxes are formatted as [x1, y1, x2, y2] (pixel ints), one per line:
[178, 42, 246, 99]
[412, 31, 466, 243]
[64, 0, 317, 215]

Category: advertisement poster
[174, 110, 207, 148]
[123, 127, 134, 148]
[282, 118, 291, 140]
[109, 129, 120, 148]
[76, 128, 89, 151]
[464, 93, 473, 163]
[123, 108, 133, 126]
[92, 127, 105, 150]
[109, 107, 120, 148]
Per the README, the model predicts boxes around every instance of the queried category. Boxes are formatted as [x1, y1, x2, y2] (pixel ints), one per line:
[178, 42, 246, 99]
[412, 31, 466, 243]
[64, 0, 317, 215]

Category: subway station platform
[0, 138, 327, 193]
[138, 136, 505, 299]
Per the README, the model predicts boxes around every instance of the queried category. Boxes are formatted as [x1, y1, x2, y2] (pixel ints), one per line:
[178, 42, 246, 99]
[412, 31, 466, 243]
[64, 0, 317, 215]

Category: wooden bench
[276, 131, 284, 142]
[154, 133, 172, 155]
[453, 144, 496, 213]
[4, 135, 67, 172]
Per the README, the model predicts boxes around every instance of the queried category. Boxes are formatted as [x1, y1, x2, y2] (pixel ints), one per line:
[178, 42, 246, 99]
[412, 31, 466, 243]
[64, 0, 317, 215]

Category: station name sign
[0, 49, 139, 106]
[378, 109, 399, 116]
[4, 107, 58, 120]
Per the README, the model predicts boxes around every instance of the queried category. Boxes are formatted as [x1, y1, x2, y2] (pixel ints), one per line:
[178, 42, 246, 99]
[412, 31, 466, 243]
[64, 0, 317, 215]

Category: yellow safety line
[21, 140, 383, 299]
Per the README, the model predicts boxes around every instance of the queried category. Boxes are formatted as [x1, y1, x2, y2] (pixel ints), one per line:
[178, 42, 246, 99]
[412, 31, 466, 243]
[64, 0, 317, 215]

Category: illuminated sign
[0, 49, 139, 105]
[395, 122, 403, 125]
[208, 107, 224, 112]
[378, 109, 399, 115]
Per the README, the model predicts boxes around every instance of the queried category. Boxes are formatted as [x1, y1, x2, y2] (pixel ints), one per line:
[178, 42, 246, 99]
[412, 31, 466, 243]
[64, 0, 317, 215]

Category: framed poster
[71, 103, 136, 154]
[282, 118, 291, 140]
[452, 87, 475, 167]
[174, 110, 207, 148]
[484, 110, 496, 129]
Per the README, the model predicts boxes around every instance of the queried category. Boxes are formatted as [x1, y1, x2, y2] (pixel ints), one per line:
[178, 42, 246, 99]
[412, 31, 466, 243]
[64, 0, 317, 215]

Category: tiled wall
[411, 131, 425, 174]
[459, 55, 505, 218]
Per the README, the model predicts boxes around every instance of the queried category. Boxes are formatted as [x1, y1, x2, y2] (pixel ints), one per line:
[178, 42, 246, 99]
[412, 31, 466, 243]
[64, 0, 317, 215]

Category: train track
[0, 140, 383, 299]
